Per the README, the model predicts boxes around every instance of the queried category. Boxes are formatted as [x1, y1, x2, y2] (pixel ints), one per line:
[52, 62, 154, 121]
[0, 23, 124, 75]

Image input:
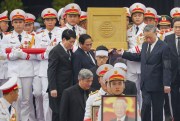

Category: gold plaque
[87, 8, 127, 49]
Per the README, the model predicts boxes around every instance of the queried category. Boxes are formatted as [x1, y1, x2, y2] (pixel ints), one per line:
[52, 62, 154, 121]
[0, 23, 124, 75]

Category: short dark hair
[96, 45, 108, 51]
[62, 29, 76, 40]
[79, 34, 92, 45]
[173, 17, 180, 26]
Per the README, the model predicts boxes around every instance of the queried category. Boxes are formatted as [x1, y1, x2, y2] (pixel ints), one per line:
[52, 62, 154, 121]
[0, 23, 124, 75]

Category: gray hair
[143, 24, 157, 33]
[78, 69, 93, 80]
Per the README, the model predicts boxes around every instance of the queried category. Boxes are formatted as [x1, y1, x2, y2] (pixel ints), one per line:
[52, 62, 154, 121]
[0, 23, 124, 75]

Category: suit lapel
[171, 34, 178, 56]
[147, 40, 161, 60]
[58, 44, 71, 62]
[79, 48, 95, 65]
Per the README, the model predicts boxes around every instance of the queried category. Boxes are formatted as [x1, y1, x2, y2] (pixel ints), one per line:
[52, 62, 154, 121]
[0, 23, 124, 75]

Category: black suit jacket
[164, 34, 179, 83]
[72, 47, 96, 83]
[47, 43, 73, 112]
[89, 65, 101, 90]
[122, 40, 171, 92]
[124, 80, 137, 95]
[60, 84, 91, 121]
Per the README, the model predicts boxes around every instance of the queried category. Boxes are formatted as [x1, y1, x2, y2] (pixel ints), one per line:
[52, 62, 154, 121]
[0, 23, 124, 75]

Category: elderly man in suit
[111, 98, 134, 121]
[73, 34, 96, 84]
[60, 69, 93, 121]
[164, 17, 180, 121]
[47, 29, 76, 121]
[119, 24, 171, 121]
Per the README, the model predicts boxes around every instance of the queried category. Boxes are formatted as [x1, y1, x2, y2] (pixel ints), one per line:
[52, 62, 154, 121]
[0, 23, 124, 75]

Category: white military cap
[41, 8, 57, 19]
[0, 10, 10, 22]
[170, 7, 180, 18]
[129, 3, 146, 14]
[144, 7, 157, 19]
[63, 3, 81, 15]
[96, 64, 113, 77]
[105, 68, 126, 82]
[0, 76, 18, 94]
[25, 13, 36, 23]
[80, 11, 87, 21]
[10, 9, 26, 21]
[124, 7, 131, 17]
[58, 7, 64, 21]
[114, 63, 127, 72]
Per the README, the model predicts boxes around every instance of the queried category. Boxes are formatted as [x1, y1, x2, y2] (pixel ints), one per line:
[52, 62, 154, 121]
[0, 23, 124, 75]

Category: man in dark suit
[59, 69, 93, 121]
[119, 24, 171, 121]
[47, 29, 76, 121]
[111, 98, 134, 121]
[73, 34, 96, 84]
[164, 17, 180, 121]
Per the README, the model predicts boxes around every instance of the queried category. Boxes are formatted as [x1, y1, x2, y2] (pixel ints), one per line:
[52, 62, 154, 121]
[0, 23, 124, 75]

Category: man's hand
[164, 86, 171, 93]
[50, 90, 58, 97]
[116, 48, 124, 55]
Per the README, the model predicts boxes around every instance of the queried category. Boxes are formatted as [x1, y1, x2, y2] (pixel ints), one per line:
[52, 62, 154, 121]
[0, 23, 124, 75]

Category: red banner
[6, 48, 46, 54]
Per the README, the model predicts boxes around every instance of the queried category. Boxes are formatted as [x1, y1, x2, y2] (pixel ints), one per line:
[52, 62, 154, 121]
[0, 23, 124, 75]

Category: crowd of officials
[0, 1, 180, 121]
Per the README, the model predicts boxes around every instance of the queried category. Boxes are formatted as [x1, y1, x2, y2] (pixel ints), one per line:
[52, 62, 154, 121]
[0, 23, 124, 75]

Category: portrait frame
[92, 106, 100, 121]
[101, 95, 137, 121]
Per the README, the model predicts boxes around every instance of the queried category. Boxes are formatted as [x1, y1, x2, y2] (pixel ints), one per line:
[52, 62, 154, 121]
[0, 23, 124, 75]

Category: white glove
[44, 46, 54, 58]
[13, 48, 27, 59]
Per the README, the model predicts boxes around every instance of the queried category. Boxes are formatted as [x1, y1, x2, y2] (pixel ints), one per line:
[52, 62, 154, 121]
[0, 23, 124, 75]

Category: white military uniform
[60, 3, 86, 52]
[34, 8, 61, 121]
[127, 3, 146, 109]
[84, 88, 106, 120]
[0, 98, 16, 121]
[1, 30, 36, 121]
[0, 11, 10, 97]
[60, 23, 86, 51]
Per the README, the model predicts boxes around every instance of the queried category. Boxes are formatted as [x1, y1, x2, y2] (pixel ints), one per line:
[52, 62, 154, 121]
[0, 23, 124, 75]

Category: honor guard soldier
[60, 3, 86, 52]
[97, 68, 141, 121]
[0, 11, 10, 97]
[144, 7, 163, 40]
[34, 8, 61, 121]
[127, 2, 146, 109]
[79, 11, 87, 30]
[158, 15, 173, 40]
[24, 13, 36, 36]
[144, 7, 157, 25]
[0, 9, 36, 121]
[58, 7, 66, 28]
[0, 77, 18, 121]
[0, 11, 10, 40]
[84, 64, 113, 121]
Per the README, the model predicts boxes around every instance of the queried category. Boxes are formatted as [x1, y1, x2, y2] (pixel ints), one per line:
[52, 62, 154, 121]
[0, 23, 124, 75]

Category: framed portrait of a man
[92, 106, 100, 121]
[101, 95, 137, 121]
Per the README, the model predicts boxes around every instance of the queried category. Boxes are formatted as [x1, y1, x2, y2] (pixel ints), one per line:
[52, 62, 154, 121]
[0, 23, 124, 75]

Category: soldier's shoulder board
[89, 90, 99, 96]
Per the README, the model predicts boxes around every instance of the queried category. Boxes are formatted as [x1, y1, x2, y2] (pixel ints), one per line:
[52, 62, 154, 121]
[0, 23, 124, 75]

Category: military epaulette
[89, 90, 99, 96]
[36, 30, 44, 34]
[4, 31, 12, 35]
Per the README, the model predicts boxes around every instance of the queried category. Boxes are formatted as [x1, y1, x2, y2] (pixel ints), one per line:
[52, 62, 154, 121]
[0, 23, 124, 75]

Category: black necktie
[0, 33, 3, 39]
[72, 26, 76, 35]
[147, 44, 152, 58]
[136, 26, 139, 35]
[178, 37, 180, 55]
[18, 35, 22, 42]
[48, 32, 52, 39]
[8, 105, 11, 113]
